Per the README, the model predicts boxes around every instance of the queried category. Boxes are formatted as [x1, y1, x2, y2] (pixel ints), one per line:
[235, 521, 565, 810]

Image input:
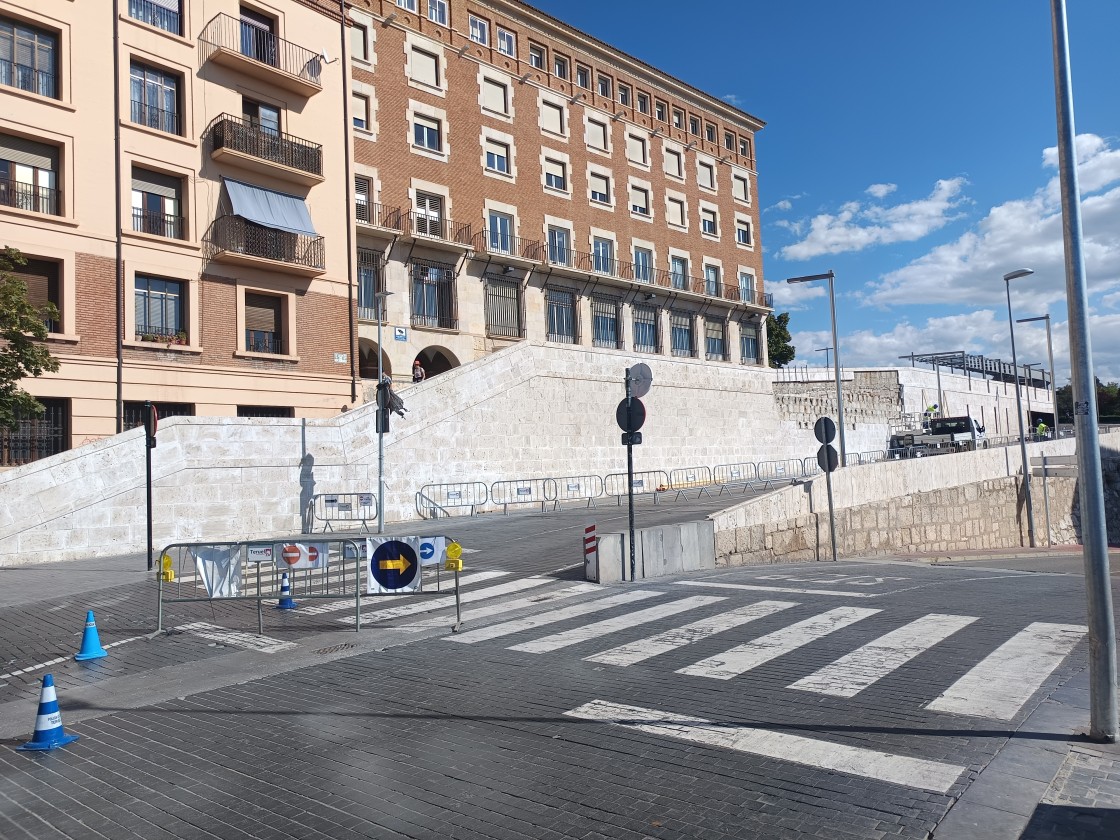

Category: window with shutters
[131, 166, 183, 239]
[626, 134, 647, 165]
[632, 304, 658, 354]
[589, 172, 610, 205]
[357, 247, 383, 321]
[591, 297, 621, 349]
[586, 118, 608, 151]
[0, 134, 59, 215]
[629, 184, 649, 217]
[528, 43, 545, 68]
[497, 29, 516, 57]
[666, 197, 686, 229]
[701, 208, 718, 237]
[130, 62, 180, 135]
[654, 100, 667, 122]
[543, 157, 567, 192]
[553, 54, 568, 80]
[670, 311, 694, 357]
[487, 211, 513, 253]
[739, 136, 752, 158]
[618, 84, 631, 107]
[244, 291, 284, 354]
[481, 78, 508, 116]
[705, 317, 728, 360]
[575, 64, 590, 89]
[739, 271, 757, 305]
[547, 226, 571, 266]
[698, 160, 716, 190]
[663, 147, 682, 179]
[689, 116, 700, 136]
[670, 256, 689, 290]
[705, 123, 716, 143]
[413, 192, 443, 237]
[410, 47, 439, 88]
[135, 275, 185, 342]
[484, 139, 510, 175]
[354, 175, 370, 222]
[129, 0, 182, 36]
[468, 15, 488, 45]
[672, 108, 684, 129]
[724, 131, 735, 151]
[239, 6, 278, 66]
[636, 92, 650, 114]
[632, 247, 652, 283]
[410, 259, 457, 329]
[740, 319, 761, 364]
[733, 173, 750, 203]
[592, 237, 614, 274]
[0, 16, 58, 99]
[485, 276, 523, 338]
[412, 114, 441, 151]
[9, 257, 60, 333]
[704, 263, 721, 295]
[352, 92, 370, 129]
[596, 74, 611, 98]
[350, 21, 368, 60]
[736, 217, 753, 247]
[541, 101, 565, 136]
[546, 288, 577, 343]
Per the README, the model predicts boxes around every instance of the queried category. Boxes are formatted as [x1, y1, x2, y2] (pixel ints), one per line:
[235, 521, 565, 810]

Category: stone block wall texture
[0, 338, 1069, 566]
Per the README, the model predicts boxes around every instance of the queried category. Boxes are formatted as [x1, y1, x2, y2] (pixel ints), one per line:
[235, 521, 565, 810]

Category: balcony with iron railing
[199, 13, 322, 97]
[128, 0, 182, 36]
[132, 208, 185, 240]
[0, 177, 59, 216]
[206, 215, 324, 276]
[0, 59, 56, 99]
[208, 113, 323, 185]
[407, 212, 473, 248]
[356, 200, 404, 232]
[474, 230, 546, 264]
[245, 329, 282, 354]
[131, 100, 180, 135]
[135, 324, 187, 345]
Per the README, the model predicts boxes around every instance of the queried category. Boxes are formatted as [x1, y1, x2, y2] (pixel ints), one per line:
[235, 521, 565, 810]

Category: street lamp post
[1017, 313, 1055, 408]
[787, 271, 845, 464]
[815, 347, 833, 369]
[375, 290, 394, 534]
[1003, 268, 1036, 548]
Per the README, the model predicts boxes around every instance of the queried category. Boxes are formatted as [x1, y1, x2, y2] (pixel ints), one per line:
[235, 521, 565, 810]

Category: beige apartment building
[0, 0, 769, 466]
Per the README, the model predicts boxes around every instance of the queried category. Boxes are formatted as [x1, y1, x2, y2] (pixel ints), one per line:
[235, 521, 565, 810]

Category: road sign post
[143, 401, 157, 572]
[619, 364, 652, 582]
[814, 417, 840, 563]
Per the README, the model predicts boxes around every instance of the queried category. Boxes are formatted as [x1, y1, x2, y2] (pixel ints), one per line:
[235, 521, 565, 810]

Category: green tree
[766, 312, 796, 368]
[0, 247, 59, 431]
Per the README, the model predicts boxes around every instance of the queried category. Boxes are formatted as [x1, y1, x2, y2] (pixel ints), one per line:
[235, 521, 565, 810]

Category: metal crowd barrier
[604, 470, 671, 504]
[668, 465, 714, 499]
[756, 459, 805, 482]
[156, 538, 365, 633]
[307, 492, 377, 533]
[550, 474, 604, 508]
[416, 482, 488, 517]
[490, 478, 551, 514]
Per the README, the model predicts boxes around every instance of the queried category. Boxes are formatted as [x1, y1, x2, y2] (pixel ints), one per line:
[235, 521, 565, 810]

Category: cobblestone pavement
[0, 524, 1118, 838]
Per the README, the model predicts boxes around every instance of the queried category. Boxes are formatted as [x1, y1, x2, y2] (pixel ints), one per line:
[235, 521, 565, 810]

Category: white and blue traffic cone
[17, 674, 80, 751]
[276, 572, 298, 610]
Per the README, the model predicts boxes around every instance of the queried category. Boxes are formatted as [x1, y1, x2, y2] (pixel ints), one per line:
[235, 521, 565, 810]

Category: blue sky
[529, 1, 1120, 384]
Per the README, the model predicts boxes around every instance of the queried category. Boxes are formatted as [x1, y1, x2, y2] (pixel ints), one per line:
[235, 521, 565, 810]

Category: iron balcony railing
[133, 208, 185, 240]
[245, 329, 281, 354]
[475, 230, 546, 262]
[135, 324, 187, 344]
[0, 176, 59, 215]
[409, 211, 472, 245]
[128, 0, 181, 35]
[131, 100, 180, 135]
[0, 59, 56, 99]
[209, 113, 322, 177]
[356, 200, 404, 231]
[546, 246, 622, 276]
[199, 13, 322, 90]
[207, 215, 324, 269]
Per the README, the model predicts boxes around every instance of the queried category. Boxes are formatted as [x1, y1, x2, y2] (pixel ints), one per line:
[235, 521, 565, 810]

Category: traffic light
[143, 401, 158, 449]
[376, 381, 390, 433]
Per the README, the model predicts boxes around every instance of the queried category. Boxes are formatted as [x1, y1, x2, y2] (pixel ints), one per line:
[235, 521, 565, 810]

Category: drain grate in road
[314, 643, 355, 656]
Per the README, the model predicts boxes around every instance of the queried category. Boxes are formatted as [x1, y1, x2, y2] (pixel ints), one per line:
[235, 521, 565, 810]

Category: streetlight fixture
[1017, 313, 1055, 407]
[375, 290, 394, 535]
[787, 271, 845, 463]
[815, 347, 834, 369]
[1003, 268, 1036, 547]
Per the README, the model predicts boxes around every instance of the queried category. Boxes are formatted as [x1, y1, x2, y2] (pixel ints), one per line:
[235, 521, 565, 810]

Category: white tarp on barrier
[190, 546, 242, 598]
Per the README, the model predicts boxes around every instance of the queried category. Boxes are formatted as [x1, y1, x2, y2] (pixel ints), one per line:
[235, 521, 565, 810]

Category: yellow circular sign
[161, 554, 173, 571]
[446, 542, 463, 560]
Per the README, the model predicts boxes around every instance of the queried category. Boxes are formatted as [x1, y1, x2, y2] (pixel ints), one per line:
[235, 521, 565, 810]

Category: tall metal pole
[1050, 0, 1117, 742]
[826, 272, 846, 465]
[1005, 275, 1036, 548]
[1045, 316, 1055, 405]
[376, 295, 385, 534]
[625, 368, 636, 581]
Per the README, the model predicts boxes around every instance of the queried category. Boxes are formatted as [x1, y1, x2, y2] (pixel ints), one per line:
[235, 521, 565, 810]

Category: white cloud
[771, 199, 793, 212]
[779, 178, 969, 260]
[866, 183, 897, 199]
[864, 134, 1120, 311]
[770, 279, 826, 308]
[722, 93, 744, 108]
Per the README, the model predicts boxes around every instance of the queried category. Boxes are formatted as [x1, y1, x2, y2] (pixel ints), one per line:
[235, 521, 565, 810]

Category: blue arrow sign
[370, 540, 419, 591]
[420, 541, 435, 561]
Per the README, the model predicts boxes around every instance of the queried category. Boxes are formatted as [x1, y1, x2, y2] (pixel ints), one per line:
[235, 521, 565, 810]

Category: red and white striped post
[583, 523, 598, 582]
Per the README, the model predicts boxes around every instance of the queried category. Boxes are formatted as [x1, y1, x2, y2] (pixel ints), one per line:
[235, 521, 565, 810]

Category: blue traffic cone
[17, 674, 80, 751]
[276, 572, 298, 610]
[74, 610, 107, 661]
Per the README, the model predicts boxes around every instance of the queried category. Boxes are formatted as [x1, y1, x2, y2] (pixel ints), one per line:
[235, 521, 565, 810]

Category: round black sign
[814, 417, 837, 444]
[370, 540, 419, 591]
[817, 444, 839, 473]
[616, 398, 646, 432]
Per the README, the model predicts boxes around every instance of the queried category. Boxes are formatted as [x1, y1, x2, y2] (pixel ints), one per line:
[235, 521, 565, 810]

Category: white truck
[889, 416, 987, 457]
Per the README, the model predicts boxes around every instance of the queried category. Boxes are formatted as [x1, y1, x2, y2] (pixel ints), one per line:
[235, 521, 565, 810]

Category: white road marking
[675, 581, 877, 598]
[445, 590, 663, 644]
[678, 606, 881, 680]
[926, 621, 1087, 720]
[337, 575, 552, 626]
[298, 571, 507, 616]
[789, 614, 978, 697]
[402, 583, 600, 630]
[176, 622, 296, 654]
[564, 699, 966, 794]
[0, 635, 145, 680]
[585, 600, 799, 667]
[509, 596, 726, 654]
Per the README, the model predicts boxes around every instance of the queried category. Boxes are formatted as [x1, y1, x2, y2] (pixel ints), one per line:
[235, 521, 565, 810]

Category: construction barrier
[307, 492, 377, 533]
[490, 478, 551, 514]
[550, 474, 604, 508]
[604, 470, 671, 504]
[416, 482, 488, 518]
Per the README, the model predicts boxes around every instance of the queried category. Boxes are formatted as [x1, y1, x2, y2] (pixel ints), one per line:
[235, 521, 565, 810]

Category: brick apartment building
[0, 0, 769, 466]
